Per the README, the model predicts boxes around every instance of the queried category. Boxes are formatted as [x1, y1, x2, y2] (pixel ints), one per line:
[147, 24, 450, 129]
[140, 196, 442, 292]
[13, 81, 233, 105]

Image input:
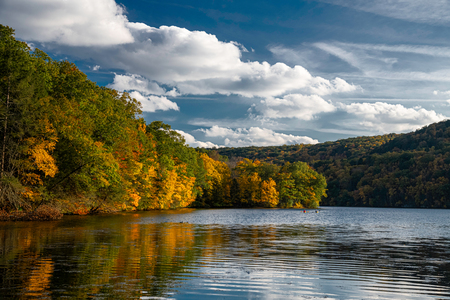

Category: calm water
[1, 207, 450, 299]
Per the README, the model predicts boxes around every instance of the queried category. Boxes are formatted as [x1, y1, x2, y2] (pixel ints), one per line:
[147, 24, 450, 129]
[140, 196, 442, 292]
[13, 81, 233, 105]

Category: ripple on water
[1, 207, 450, 299]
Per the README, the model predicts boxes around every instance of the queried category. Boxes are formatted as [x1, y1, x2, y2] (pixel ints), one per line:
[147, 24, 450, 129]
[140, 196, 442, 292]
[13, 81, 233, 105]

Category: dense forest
[216, 122, 450, 208]
[0, 25, 326, 219]
[6, 21, 448, 214]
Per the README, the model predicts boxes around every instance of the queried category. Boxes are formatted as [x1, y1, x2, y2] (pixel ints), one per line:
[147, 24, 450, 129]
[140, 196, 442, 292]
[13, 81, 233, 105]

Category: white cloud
[188, 118, 275, 129]
[174, 130, 221, 148]
[309, 77, 358, 95]
[108, 74, 181, 112]
[92, 65, 101, 71]
[26, 42, 36, 51]
[128, 91, 179, 112]
[108, 74, 166, 95]
[316, 0, 450, 25]
[247, 96, 447, 135]
[107, 74, 182, 97]
[96, 25, 357, 98]
[165, 89, 181, 97]
[231, 41, 249, 53]
[314, 42, 364, 70]
[340, 102, 447, 133]
[313, 42, 450, 72]
[2, 0, 357, 99]
[349, 44, 450, 58]
[269, 45, 310, 65]
[311, 42, 450, 84]
[252, 94, 336, 120]
[433, 90, 450, 96]
[5, 0, 444, 143]
[313, 42, 399, 75]
[199, 126, 318, 147]
[0, 0, 135, 46]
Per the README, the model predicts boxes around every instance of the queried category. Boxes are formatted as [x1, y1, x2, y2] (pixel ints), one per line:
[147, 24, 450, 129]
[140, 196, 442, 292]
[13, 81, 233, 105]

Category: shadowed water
[1, 207, 450, 299]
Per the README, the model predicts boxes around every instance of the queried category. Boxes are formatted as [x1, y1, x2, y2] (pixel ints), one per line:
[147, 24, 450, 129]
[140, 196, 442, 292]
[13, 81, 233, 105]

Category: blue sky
[2, 0, 450, 147]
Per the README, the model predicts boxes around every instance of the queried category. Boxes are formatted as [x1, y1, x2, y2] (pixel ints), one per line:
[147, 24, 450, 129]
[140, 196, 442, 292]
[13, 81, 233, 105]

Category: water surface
[1, 207, 450, 299]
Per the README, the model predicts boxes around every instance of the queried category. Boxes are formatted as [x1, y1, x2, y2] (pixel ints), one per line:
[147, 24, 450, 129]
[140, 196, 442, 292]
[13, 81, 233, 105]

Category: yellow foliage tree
[197, 153, 231, 207]
[22, 121, 58, 186]
[237, 172, 262, 206]
[148, 162, 197, 210]
[260, 178, 279, 207]
[133, 159, 158, 209]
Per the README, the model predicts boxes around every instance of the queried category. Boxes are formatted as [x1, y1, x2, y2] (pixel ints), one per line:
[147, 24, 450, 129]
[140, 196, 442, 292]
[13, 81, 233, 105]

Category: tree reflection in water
[0, 208, 450, 299]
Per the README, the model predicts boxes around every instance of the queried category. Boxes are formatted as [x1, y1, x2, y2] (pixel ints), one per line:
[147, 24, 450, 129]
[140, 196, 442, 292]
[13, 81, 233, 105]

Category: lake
[1, 207, 450, 299]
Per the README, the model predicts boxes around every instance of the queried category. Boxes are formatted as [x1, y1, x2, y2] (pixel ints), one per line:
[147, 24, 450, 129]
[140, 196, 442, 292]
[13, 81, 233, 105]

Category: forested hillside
[0, 25, 326, 219]
[217, 134, 399, 165]
[216, 122, 450, 208]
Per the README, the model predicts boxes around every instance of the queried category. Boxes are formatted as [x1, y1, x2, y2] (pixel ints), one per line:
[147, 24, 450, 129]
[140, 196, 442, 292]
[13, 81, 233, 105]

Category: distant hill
[215, 120, 450, 208]
[374, 120, 450, 153]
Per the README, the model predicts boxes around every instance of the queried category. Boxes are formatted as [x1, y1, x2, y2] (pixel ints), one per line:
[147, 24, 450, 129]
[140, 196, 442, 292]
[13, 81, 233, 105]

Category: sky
[1, 0, 450, 148]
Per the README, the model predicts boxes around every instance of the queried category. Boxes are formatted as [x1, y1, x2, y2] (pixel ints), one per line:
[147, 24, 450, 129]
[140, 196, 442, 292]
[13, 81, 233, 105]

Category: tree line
[216, 122, 450, 208]
[0, 25, 326, 218]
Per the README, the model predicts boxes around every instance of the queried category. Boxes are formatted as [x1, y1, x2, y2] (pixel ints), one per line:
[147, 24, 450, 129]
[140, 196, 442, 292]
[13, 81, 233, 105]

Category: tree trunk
[1, 76, 10, 178]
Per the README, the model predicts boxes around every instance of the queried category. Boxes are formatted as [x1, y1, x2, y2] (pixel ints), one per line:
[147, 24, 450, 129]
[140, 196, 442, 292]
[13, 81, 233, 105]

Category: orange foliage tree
[0, 26, 327, 214]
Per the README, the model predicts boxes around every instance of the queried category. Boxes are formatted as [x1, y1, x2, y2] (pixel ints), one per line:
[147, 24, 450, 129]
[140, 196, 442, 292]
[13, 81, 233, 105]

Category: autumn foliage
[0, 25, 327, 217]
[215, 120, 450, 208]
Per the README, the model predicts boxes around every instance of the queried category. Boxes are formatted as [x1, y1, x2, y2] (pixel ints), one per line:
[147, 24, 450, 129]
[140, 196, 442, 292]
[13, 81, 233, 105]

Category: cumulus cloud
[108, 74, 166, 95]
[5, 0, 441, 144]
[340, 102, 447, 133]
[248, 97, 447, 135]
[174, 130, 221, 148]
[89, 25, 357, 98]
[128, 91, 179, 112]
[108, 75, 181, 112]
[0, 0, 135, 46]
[309, 77, 358, 95]
[199, 126, 318, 147]
[1, 0, 357, 99]
[252, 94, 336, 120]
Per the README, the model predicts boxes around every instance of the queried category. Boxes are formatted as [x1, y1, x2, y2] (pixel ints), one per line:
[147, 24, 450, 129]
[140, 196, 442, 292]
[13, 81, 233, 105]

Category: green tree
[0, 25, 57, 210]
